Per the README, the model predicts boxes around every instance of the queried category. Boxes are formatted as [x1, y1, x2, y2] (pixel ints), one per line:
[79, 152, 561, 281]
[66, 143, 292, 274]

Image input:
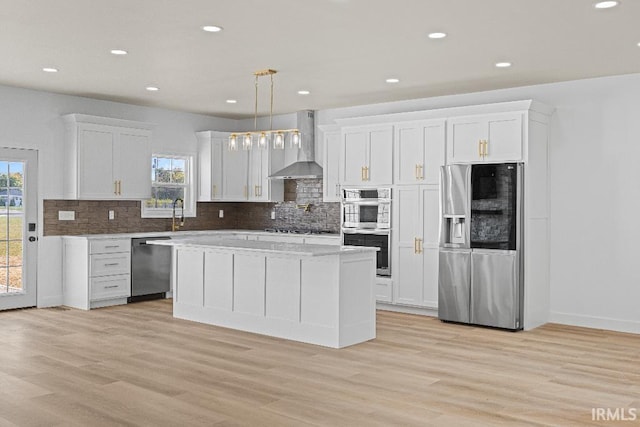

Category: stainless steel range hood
[269, 110, 323, 179]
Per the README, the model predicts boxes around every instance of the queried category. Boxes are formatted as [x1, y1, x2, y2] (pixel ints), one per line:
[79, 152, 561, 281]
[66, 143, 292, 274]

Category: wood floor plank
[0, 300, 638, 426]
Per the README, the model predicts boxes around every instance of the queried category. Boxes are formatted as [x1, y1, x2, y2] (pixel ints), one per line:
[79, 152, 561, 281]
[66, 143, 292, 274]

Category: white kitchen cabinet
[321, 127, 341, 201]
[392, 185, 440, 308]
[196, 131, 224, 201]
[62, 237, 131, 310]
[447, 112, 523, 163]
[196, 131, 284, 202]
[340, 124, 393, 186]
[63, 114, 152, 200]
[247, 146, 284, 202]
[394, 119, 445, 185]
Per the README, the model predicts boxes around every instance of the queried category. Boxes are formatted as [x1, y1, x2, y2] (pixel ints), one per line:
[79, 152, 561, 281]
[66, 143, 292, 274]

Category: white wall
[316, 73, 640, 334]
[0, 84, 238, 307]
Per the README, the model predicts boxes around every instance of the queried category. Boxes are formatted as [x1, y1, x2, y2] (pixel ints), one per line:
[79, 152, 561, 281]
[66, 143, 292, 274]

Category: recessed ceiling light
[594, 1, 619, 9]
[297, 90, 310, 95]
[42, 67, 58, 73]
[428, 32, 447, 39]
[145, 86, 159, 91]
[202, 25, 223, 32]
[386, 78, 400, 83]
[226, 99, 237, 104]
[495, 62, 512, 68]
[110, 49, 128, 55]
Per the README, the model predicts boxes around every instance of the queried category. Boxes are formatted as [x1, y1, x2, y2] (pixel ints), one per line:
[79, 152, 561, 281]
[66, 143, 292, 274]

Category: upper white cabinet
[340, 124, 393, 186]
[394, 119, 445, 185]
[63, 114, 153, 200]
[321, 126, 341, 202]
[196, 131, 284, 202]
[447, 112, 523, 163]
[197, 131, 224, 201]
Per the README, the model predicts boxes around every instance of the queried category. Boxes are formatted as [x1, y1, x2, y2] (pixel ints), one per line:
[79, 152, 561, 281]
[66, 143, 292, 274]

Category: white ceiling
[1, 0, 638, 119]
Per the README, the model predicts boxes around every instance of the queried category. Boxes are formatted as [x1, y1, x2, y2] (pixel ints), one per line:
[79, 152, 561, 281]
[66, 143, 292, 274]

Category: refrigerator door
[441, 164, 470, 216]
[438, 248, 471, 323]
[470, 249, 521, 330]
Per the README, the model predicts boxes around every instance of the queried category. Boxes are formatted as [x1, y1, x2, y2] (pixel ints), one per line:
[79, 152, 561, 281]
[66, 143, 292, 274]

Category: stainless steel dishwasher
[129, 236, 172, 303]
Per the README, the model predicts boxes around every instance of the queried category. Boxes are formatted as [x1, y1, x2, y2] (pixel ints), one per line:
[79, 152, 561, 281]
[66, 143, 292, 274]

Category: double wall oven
[342, 188, 391, 277]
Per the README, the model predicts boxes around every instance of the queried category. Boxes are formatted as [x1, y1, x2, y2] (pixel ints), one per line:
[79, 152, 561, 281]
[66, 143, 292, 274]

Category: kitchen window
[141, 155, 195, 218]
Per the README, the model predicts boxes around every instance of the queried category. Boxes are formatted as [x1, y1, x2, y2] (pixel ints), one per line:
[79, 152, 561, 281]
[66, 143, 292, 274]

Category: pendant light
[227, 69, 301, 151]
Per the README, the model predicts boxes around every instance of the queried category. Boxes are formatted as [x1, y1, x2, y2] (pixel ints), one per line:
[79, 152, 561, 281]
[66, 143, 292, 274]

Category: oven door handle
[342, 228, 390, 235]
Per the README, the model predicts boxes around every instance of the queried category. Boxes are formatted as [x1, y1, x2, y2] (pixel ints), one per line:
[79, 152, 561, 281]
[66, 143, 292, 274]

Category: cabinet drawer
[90, 253, 130, 276]
[375, 279, 393, 303]
[90, 239, 130, 254]
[90, 275, 130, 301]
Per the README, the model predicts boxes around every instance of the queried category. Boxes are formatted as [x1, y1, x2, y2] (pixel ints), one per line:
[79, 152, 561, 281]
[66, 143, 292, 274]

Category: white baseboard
[37, 295, 63, 308]
[550, 311, 640, 334]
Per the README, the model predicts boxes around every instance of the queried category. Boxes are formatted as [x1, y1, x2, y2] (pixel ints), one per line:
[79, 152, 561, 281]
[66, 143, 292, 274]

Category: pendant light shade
[273, 131, 285, 150]
[228, 134, 238, 151]
[242, 133, 253, 150]
[290, 130, 301, 149]
[258, 132, 269, 149]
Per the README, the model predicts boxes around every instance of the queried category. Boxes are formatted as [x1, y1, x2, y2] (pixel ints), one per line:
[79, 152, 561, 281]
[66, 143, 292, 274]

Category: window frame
[141, 153, 196, 219]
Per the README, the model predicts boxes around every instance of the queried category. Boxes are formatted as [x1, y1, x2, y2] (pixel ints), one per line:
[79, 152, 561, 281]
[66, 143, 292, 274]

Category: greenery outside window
[141, 155, 196, 218]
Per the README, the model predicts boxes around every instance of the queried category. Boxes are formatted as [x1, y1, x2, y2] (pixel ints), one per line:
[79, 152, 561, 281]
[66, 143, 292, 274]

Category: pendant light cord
[270, 73, 274, 131]
[254, 74, 258, 131]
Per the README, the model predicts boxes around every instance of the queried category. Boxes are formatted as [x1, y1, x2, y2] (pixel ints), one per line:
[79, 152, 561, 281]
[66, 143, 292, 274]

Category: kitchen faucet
[172, 198, 184, 231]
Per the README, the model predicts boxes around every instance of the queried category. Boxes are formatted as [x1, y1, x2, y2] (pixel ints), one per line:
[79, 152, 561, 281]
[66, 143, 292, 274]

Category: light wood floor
[0, 300, 638, 426]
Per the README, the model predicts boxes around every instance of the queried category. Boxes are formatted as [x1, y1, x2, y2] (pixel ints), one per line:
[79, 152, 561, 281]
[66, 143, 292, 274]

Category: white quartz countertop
[147, 236, 376, 257]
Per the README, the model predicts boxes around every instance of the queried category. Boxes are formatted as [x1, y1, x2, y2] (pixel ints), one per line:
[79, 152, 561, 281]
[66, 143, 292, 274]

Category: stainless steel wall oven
[342, 188, 392, 277]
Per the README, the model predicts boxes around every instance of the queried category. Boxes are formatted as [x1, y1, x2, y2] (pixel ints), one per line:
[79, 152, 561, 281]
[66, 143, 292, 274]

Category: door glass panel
[0, 161, 24, 294]
[470, 163, 517, 250]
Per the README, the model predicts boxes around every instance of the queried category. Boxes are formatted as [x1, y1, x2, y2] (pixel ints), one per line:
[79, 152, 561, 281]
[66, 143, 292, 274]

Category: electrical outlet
[58, 210, 75, 221]
[108, 210, 115, 220]
[219, 209, 224, 218]
[270, 210, 276, 220]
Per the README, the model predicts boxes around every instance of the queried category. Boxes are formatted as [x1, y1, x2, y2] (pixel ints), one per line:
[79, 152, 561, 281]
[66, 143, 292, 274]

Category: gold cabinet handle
[418, 164, 424, 180]
[484, 140, 488, 158]
[244, 185, 247, 199]
[478, 140, 483, 158]
[361, 166, 365, 181]
[414, 237, 418, 254]
[335, 183, 340, 197]
[365, 166, 369, 181]
[415, 164, 419, 180]
[418, 238, 423, 254]
[114, 181, 118, 195]
[212, 184, 217, 198]
[118, 180, 122, 195]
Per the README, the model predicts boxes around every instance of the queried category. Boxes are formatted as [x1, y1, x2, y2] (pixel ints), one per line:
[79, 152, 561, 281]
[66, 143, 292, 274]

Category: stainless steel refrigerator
[438, 163, 523, 330]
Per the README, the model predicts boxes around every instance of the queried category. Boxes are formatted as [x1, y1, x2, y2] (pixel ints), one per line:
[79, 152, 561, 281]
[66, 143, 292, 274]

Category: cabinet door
[394, 124, 424, 184]
[340, 130, 367, 185]
[115, 129, 152, 199]
[221, 148, 248, 200]
[447, 116, 485, 163]
[420, 186, 440, 307]
[78, 126, 115, 199]
[394, 120, 445, 185]
[485, 113, 523, 162]
[197, 135, 224, 201]
[323, 131, 341, 202]
[393, 186, 423, 306]
[367, 126, 393, 185]
[248, 148, 266, 201]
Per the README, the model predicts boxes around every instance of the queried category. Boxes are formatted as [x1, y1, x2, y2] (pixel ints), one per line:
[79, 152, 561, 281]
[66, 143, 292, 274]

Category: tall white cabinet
[63, 114, 153, 200]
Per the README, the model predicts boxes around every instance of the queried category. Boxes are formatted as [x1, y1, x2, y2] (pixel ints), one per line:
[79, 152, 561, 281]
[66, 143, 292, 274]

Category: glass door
[0, 148, 38, 310]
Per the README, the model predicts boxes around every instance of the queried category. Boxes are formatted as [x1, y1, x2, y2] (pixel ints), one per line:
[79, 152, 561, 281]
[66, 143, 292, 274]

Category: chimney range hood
[269, 110, 323, 179]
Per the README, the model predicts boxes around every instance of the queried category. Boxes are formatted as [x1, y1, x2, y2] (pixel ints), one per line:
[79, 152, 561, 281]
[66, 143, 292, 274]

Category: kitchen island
[149, 237, 378, 348]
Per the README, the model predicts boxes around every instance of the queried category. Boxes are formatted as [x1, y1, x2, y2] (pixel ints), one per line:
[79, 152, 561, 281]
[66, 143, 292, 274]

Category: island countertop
[147, 236, 377, 257]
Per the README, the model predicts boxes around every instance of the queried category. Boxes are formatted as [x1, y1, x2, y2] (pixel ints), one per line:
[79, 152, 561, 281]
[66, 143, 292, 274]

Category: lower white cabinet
[392, 185, 440, 308]
[63, 237, 131, 310]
